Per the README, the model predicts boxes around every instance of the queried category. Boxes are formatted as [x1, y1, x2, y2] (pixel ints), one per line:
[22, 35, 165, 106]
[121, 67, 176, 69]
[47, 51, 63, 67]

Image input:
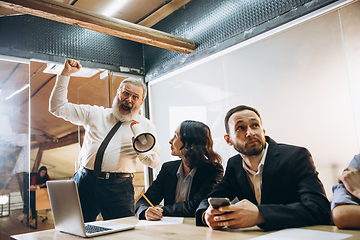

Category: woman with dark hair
[30, 166, 51, 189]
[29, 166, 51, 226]
[135, 120, 223, 220]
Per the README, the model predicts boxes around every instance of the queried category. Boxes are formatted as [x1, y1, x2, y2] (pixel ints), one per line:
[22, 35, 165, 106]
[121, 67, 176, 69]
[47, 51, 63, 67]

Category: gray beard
[111, 96, 140, 122]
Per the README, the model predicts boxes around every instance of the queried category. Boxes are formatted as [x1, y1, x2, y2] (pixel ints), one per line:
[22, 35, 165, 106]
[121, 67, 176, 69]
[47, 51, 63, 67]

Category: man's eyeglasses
[120, 90, 142, 102]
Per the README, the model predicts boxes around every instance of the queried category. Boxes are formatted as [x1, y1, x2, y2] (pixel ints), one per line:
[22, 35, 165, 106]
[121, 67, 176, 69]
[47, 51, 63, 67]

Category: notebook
[46, 180, 134, 237]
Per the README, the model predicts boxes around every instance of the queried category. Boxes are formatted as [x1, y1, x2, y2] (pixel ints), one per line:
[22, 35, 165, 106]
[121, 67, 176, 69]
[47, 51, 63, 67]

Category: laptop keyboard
[85, 224, 112, 234]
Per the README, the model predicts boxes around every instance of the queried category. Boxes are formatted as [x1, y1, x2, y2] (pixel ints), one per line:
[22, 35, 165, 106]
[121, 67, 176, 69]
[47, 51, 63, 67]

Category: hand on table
[204, 199, 264, 229]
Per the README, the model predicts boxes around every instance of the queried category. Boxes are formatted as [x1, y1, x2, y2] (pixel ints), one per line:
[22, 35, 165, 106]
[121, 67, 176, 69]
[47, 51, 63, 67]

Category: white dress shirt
[49, 75, 160, 173]
[242, 142, 269, 204]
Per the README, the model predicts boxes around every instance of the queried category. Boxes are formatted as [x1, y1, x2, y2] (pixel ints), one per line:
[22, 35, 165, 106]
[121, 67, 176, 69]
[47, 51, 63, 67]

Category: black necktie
[94, 121, 122, 177]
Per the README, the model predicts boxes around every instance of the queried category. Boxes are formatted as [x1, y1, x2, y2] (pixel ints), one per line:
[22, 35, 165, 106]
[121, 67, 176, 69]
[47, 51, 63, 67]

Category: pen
[138, 188, 155, 208]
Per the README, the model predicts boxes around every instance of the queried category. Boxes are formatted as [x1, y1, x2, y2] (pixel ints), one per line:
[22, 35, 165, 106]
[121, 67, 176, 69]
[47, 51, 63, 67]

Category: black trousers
[72, 168, 135, 222]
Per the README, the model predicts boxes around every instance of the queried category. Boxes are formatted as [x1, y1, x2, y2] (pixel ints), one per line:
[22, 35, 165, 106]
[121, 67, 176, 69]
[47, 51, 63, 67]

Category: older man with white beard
[49, 59, 160, 222]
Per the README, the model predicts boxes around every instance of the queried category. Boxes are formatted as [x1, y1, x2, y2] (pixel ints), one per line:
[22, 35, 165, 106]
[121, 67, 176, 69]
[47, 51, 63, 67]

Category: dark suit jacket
[195, 136, 330, 231]
[136, 160, 223, 219]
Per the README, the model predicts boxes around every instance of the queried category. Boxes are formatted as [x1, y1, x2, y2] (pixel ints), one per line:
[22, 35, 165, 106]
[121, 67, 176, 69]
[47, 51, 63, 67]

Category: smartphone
[208, 197, 231, 209]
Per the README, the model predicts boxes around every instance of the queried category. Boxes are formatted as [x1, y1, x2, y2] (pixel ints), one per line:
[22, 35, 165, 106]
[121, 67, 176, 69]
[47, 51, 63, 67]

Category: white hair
[119, 78, 147, 100]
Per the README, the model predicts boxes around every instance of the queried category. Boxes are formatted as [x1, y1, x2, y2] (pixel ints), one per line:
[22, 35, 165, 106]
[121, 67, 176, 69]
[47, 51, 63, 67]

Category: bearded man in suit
[196, 105, 330, 231]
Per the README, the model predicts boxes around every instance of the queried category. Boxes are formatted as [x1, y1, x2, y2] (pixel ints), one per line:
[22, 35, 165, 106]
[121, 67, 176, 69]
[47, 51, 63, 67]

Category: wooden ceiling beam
[0, 0, 195, 53]
[31, 130, 83, 150]
[31, 147, 43, 173]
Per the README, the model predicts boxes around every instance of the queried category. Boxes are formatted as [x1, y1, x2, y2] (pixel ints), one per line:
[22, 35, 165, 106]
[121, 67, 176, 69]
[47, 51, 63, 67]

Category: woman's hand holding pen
[145, 206, 163, 221]
[138, 188, 163, 221]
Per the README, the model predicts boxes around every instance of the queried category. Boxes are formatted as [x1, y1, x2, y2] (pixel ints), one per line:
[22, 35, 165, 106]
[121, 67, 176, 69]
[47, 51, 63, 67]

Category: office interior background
[0, 0, 359, 236]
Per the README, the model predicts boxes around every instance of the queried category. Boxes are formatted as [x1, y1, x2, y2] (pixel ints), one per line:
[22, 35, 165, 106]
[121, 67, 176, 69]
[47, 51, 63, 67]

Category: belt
[80, 167, 133, 180]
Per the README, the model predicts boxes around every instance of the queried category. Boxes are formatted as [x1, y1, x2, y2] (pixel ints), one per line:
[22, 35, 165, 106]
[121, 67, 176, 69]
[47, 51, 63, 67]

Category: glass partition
[148, 1, 360, 201]
[0, 57, 30, 236]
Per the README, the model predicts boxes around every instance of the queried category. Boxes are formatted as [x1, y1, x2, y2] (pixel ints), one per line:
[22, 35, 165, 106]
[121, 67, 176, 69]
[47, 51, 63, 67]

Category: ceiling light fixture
[101, 0, 129, 17]
[43, 63, 102, 78]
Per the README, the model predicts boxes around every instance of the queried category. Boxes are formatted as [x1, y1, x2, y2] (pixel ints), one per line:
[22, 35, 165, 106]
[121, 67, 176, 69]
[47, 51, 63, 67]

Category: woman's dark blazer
[135, 159, 223, 219]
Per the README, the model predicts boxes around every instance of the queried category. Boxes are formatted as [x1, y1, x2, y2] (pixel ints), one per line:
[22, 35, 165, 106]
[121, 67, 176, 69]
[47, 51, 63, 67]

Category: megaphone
[130, 121, 156, 153]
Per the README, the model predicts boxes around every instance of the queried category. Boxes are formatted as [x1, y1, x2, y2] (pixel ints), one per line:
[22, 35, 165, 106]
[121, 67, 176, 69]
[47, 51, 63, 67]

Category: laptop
[46, 180, 134, 237]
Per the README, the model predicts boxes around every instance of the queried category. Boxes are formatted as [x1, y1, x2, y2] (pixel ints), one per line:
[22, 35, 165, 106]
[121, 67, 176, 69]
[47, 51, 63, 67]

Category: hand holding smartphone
[208, 197, 231, 209]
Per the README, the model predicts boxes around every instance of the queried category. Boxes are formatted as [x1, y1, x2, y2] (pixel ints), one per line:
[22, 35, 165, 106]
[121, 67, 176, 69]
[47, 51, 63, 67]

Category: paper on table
[249, 229, 352, 240]
[135, 217, 184, 227]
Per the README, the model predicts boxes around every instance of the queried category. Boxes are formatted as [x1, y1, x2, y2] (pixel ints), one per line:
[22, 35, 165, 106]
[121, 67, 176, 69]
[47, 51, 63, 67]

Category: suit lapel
[261, 137, 280, 204]
[189, 166, 203, 198]
[165, 160, 181, 205]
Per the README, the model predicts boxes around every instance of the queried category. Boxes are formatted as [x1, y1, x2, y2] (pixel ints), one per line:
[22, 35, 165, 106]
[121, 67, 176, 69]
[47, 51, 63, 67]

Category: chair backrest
[35, 188, 51, 211]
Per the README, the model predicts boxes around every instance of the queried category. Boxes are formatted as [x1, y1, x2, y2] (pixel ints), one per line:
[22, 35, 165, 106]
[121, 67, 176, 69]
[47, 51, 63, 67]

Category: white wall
[148, 1, 360, 200]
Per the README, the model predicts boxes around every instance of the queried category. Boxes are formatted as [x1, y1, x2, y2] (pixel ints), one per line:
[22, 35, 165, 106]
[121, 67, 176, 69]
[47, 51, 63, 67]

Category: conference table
[11, 216, 360, 240]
